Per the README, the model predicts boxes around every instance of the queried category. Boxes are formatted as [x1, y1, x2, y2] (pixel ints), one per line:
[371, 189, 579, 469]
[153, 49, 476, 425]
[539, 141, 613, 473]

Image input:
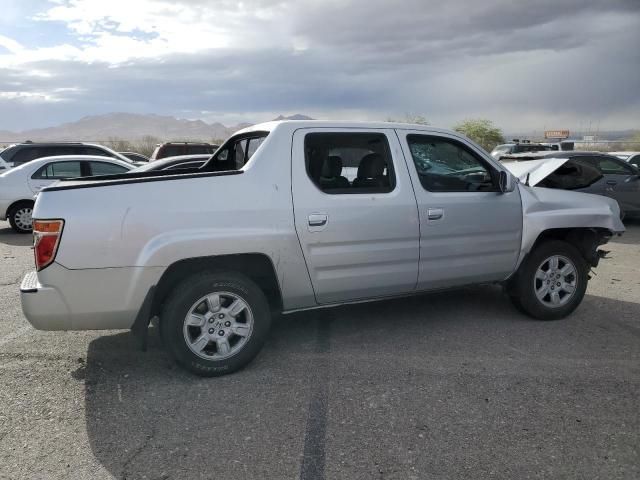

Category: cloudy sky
[1, 0, 638, 132]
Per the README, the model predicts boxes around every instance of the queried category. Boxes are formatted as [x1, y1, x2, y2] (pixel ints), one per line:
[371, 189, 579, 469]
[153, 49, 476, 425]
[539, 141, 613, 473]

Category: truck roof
[236, 120, 458, 136]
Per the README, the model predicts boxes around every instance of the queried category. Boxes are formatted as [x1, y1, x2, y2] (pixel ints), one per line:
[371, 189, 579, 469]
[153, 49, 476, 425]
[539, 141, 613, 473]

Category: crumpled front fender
[514, 184, 625, 270]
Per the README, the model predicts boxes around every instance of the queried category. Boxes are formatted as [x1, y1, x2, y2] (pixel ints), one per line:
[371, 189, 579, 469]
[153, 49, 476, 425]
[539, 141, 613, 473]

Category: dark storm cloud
[1, 0, 638, 131]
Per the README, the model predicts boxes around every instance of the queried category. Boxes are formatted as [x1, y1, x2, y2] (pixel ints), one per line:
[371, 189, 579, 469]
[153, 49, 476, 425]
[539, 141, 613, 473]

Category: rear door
[28, 160, 84, 193]
[397, 130, 522, 290]
[291, 128, 420, 304]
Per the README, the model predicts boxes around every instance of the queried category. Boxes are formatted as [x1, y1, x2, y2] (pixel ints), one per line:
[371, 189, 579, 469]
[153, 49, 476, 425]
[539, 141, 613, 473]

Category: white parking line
[0, 324, 32, 347]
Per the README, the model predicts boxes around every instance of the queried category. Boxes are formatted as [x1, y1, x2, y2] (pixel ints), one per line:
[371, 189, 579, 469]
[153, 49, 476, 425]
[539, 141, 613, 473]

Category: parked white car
[0, 155, 133, 233]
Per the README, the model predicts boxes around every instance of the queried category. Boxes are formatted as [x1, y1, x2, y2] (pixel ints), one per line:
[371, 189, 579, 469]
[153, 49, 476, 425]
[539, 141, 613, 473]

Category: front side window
[595, 157, 635, 175]
[407, 135, 497, 192]
[304, 132, 395, 194]
[89, 162, 128, 175]
[32, 161, 82, 179]
[628, 154, 640, 168]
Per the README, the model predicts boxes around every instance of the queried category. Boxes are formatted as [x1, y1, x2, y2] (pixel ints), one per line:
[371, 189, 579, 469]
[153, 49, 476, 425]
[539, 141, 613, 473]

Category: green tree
[453, 119, 504, 152]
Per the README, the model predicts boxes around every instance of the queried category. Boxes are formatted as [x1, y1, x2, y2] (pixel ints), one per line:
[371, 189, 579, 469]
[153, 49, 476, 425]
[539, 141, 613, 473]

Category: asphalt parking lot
[0, 220, 638, 480]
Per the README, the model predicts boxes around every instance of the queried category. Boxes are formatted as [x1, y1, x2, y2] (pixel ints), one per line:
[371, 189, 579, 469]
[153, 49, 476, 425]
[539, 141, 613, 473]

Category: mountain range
[0, 113, 314, 143]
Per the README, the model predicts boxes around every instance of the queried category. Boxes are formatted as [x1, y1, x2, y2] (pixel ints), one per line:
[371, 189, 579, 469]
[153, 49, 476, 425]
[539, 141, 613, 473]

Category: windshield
[0, 145, 17, 160]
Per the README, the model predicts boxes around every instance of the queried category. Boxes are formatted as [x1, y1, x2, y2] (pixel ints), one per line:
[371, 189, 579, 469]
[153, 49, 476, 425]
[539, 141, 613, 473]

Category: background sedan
[502, 151, 640, 218]
[0, 155, 133, 233]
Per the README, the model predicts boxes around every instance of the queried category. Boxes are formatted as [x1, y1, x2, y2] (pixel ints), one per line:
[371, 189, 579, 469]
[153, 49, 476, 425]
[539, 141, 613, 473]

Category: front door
[291, 128, 420, 304]
[397, 131, 523, 290]
[585, 156, 640, 216]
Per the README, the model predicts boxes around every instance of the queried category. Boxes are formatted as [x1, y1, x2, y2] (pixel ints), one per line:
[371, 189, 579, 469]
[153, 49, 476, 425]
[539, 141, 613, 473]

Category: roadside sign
[544, 130, 570, 139]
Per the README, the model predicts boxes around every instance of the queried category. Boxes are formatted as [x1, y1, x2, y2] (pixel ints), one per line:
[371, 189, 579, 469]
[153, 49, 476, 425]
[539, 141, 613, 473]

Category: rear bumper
[20, 271, 72, 330]
[20, 264, 164, 331]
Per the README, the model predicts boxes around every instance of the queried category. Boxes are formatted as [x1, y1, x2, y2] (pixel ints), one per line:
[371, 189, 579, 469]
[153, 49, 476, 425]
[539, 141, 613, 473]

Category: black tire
[7, 201, 34, 234]
[509, 240, 588, 320]
[160, 271, 271, 377]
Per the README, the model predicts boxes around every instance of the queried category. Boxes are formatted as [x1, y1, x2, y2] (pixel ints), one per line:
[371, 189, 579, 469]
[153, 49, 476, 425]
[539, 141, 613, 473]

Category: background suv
[0, 142, 131, 167]
[151, 142, 219, 160]
[491, 142, 553, 159]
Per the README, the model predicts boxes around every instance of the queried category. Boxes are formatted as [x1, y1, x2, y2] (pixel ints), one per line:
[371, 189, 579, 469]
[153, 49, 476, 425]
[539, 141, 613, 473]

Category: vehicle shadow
[614, 219, 640, 245]
[79, 287, 640, 479]
[0, 223, 31, 246]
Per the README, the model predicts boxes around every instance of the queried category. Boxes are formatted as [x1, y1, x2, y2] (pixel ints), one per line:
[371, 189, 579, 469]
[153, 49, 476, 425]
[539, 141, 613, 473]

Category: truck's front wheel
[160, 272, 271, 376]
[509, 240, 589, 320]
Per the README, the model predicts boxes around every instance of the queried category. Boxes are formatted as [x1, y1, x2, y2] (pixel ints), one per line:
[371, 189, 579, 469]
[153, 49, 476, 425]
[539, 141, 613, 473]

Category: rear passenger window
[247, 137, 265, 160]
[207, 134, 268, 171]
[161, 146, 184, 158]
[304, 133, 395, 194]
[32, 161, 82, 179]
[186, 145, 214, 155]
[82, 147, 110, 157]
[407, 135, 497, 192]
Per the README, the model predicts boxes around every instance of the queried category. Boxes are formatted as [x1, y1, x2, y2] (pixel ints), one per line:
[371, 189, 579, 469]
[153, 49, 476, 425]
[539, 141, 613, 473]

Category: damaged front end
[513, 183, 625, 272]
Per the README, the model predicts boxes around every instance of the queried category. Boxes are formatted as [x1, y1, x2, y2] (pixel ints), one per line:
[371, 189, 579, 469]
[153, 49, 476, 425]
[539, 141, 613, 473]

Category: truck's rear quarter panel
[31, 127, 315, 329]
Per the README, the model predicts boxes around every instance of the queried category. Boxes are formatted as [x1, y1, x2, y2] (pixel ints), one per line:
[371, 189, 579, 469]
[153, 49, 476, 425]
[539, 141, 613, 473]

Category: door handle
[606, 180, 617, 186]
[427, 208, 444, 221]
[308, 214, 328, 227]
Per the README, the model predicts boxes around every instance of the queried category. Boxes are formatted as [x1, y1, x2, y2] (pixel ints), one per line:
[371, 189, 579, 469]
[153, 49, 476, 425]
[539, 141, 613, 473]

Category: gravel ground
[0, 219, 638, 480]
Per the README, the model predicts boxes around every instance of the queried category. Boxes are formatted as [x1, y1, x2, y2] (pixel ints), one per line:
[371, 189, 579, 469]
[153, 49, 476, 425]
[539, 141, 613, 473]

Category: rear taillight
[33, 219, 64, 271]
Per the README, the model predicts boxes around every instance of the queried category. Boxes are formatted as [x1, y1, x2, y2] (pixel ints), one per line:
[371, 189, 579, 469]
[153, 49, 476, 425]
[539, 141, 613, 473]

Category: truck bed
[43, 168, 242, 192]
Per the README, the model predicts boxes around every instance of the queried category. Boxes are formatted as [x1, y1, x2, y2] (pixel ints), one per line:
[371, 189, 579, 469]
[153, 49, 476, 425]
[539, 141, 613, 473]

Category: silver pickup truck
[20, 121, 624, 376]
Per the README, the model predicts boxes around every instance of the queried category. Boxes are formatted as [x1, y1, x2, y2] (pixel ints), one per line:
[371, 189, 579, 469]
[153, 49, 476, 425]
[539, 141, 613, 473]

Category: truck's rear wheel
[160, 272, 271, 376]
[509, 240, 588, 320]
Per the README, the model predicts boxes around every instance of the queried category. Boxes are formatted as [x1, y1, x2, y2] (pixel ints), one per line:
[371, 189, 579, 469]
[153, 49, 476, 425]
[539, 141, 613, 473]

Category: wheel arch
[6, 198, 35, 218]
[149, 253, 283, 320]
[526, 227, 613, 268]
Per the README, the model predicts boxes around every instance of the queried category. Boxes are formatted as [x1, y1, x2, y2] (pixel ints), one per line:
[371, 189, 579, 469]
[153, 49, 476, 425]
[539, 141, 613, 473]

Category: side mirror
[498, 170, 515, 193]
